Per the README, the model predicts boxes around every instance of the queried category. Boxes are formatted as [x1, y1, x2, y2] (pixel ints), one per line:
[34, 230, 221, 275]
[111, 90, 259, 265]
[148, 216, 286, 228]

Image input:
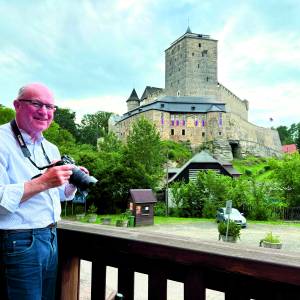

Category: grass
[62, 214, 300, 227]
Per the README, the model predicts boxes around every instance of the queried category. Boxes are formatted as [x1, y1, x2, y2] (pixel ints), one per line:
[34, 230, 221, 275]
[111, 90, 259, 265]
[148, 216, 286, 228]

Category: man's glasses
[18, 99, 57, 111]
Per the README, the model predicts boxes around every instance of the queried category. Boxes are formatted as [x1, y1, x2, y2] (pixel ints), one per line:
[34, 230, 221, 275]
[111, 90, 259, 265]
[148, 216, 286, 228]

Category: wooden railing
[56, 221, 300, 300]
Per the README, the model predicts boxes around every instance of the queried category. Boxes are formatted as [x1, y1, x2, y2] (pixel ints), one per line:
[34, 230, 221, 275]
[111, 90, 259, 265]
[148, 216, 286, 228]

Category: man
[0, 83, 78, 300]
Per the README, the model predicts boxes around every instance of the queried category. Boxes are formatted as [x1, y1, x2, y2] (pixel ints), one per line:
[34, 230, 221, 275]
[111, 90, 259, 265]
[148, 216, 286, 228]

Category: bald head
[14, 83, 56, 139]
[16, 82, 54, 103]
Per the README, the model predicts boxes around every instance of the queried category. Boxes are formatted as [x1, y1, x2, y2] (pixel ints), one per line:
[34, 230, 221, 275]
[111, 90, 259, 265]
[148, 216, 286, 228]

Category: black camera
[54, 155, 98, 191]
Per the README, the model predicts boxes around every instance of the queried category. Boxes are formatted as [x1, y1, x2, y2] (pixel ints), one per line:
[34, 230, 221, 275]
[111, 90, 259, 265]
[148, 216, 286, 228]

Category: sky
[0, 0, 299, 128]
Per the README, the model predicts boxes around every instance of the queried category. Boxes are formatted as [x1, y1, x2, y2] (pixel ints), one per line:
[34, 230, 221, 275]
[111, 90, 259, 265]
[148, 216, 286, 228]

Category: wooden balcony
[56, 221, 300, 300]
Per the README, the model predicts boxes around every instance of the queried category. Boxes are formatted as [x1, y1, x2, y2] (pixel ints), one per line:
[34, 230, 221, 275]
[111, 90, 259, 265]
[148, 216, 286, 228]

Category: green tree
[44, 121, 76, 152]
[276, 125, 293, 145]
[78, 111, 112, 146]
[125, 117, 164, 189]
[160, 140, 192, 166]
[269, 153, 300, 207]
[54, 108, 78, 139]
[0, 106, 15, 125]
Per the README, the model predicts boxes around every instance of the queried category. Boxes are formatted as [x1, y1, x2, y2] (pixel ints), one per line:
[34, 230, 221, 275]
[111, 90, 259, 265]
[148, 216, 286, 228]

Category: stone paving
[79, 221, 300, 299]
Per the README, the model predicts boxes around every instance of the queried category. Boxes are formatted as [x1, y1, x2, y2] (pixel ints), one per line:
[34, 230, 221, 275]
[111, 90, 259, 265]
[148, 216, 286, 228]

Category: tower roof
[186, 26, 192, 34]
[126, 88, 140, 102]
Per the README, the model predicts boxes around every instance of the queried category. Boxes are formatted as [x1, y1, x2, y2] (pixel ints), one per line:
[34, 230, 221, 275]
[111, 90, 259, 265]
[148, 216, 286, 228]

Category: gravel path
[78, 221, 300, 299]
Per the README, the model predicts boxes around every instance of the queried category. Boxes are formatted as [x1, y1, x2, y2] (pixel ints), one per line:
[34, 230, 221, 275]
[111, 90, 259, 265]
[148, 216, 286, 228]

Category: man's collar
[19, 128, 44, 145]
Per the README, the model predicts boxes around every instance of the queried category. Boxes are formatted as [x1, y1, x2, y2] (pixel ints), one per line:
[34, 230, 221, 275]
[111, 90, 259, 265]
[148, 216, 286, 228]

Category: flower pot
[76, 213, 85, 221]
[101, 218, 112, 225]
[116, 220, 128, 227]
[261, 241, 282, 249]
[220, 235, 237, 243]
[88, 214, 97, 223]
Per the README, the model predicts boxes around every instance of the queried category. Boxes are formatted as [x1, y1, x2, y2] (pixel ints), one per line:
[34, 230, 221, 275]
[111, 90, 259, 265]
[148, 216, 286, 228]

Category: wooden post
[91, 261, 107, 300]
[57, 255, 80, 300]
[148, 269, 167, 300]
[184, 269, 205, 300]
[118, 267, 134, 300]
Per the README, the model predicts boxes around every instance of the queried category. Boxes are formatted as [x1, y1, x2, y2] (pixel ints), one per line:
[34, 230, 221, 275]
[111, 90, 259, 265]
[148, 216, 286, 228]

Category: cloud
[59, 94, 127, 122]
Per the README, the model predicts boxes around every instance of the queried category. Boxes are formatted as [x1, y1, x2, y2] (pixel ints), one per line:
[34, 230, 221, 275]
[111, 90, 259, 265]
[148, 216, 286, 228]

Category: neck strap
[10, 119, 52, 170]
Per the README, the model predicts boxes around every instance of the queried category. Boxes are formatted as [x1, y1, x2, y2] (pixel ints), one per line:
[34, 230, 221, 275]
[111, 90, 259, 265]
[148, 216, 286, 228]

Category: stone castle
[109, 27, 282, 161]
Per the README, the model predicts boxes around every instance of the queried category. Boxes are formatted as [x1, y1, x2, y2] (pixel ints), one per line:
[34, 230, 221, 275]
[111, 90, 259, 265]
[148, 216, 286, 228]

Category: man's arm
[21, 165, 73, 202]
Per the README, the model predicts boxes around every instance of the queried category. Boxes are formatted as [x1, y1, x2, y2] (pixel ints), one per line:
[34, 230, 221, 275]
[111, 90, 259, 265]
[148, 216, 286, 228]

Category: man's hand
[37, 165, 74, 189]
[21, 165, 73, 202]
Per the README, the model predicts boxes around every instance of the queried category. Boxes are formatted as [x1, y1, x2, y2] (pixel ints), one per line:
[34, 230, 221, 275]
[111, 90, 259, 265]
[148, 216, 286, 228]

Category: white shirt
[0, 122, 75, 229]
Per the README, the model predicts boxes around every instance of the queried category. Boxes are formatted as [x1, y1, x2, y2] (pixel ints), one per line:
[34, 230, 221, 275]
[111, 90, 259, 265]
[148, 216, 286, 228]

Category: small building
[282, 144, 297, 154]
[129, 189, 157, 226]
[169, 150, 241, 184]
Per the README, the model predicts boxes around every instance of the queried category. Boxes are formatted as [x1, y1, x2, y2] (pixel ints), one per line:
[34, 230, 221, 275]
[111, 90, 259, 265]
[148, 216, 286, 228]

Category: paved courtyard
[78, 221, 300, 299]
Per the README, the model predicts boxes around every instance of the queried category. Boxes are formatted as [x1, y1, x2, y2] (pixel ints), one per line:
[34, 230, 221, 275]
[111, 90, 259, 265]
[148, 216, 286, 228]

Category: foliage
[0, 106, 15, 124]
[154, 201, 167, 216]
[125, 117, 164, 190]
[276, 122, 300, 148]
[170, 170, 232, 218]
[261, 232, 281, 243]
[218, 220, 241, 239]
[160, 140, 192, 166]
[87, 203, 97, 215]
[54, 108, 78, 139]
[78, 111, 112, 146]
[44, 121, 76, 150]
[268, 153, 300, 207]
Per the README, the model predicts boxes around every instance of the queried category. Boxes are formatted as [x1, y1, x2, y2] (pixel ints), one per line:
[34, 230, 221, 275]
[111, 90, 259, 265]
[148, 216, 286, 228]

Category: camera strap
[10, 119, 52, 171]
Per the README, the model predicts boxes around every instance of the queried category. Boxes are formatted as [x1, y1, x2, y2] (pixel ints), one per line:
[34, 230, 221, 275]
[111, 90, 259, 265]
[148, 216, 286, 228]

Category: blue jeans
[0, 227, 58, 300]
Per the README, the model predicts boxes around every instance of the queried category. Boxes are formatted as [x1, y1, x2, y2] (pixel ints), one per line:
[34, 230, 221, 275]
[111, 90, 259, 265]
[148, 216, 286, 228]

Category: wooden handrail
[56, 221, 300, 300]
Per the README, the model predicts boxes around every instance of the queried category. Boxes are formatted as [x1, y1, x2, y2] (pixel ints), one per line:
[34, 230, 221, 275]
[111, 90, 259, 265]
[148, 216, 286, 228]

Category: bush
[218, 221, 241, 239]
[154, 201, 167, 216]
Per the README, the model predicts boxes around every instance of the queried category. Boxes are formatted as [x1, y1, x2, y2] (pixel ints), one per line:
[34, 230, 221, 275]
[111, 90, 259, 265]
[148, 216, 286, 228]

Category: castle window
[202, 50, 208, 57]
[202, 132, 205, 137]
[219, 132, 222, 136]
[182, 129, 185, 136]
[191, 106, 195, 110]
[198, 64, 200, 68]
[199, 43, 201, 47]
[178, 68, 180, 71]
[192, 52, 194, 56]
[161, 103, 165, 108]
[177, 90, 180, 96]
[171, 129, 174, 135]
[206, 77, 209, 82]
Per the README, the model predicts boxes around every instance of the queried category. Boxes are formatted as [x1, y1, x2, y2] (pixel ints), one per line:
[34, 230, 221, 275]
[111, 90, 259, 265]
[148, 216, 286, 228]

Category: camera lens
[70, 167, 98, 191]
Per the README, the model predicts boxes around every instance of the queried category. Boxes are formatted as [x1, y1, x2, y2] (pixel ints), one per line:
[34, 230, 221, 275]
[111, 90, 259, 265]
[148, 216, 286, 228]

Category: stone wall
[165, 36, 218, 98]
[217, 83, 248, 120]
[115, 109, 282, 161]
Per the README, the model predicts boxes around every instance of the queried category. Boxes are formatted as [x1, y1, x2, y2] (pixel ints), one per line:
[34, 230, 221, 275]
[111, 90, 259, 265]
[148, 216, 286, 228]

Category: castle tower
[165, 27, 218, 98]
[126, 89, 140, 112]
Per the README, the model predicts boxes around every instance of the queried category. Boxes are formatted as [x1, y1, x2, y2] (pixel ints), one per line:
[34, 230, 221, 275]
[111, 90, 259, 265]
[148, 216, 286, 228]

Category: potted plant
[75, 206, 85, 221]
[259, 232, 282, 249]
[116, 210, 131, 227]
[87, 203, 98, 223]
[101, 216, 112, 225]
[218, 220, 241, 243]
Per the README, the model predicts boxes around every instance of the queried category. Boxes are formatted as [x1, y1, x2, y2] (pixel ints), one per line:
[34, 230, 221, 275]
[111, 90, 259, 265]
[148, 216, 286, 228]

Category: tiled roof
[120, 96, 226, 121]
[141, 86, 164, 100]
[126, 88, 140, 102]
[129, 189, 157, 204]
[282, 144, 297, 153]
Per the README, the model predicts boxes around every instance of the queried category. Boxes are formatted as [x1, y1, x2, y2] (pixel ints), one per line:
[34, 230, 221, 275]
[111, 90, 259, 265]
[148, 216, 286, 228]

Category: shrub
[218, 221, 241, 240]
[154, 201, 167, 216]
